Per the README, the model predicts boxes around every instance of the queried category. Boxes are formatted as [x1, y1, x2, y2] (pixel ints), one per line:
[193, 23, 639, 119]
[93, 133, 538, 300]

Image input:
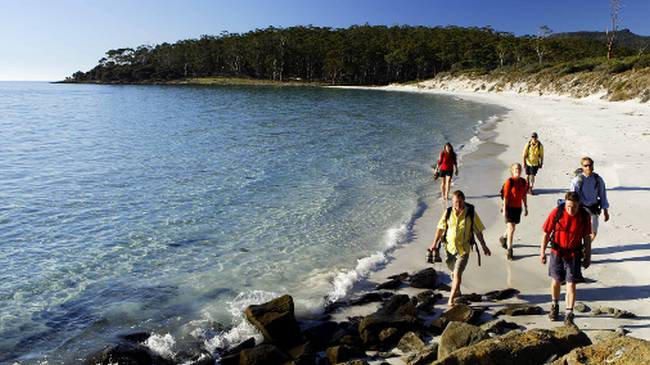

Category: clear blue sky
[1, 0, 649, 81]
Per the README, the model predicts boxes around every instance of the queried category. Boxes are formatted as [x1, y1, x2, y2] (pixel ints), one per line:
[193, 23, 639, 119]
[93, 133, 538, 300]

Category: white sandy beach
[334, 82, 650, 350]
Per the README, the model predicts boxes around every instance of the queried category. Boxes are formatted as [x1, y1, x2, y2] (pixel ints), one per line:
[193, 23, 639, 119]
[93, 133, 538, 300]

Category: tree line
[68, 25, 639, 85]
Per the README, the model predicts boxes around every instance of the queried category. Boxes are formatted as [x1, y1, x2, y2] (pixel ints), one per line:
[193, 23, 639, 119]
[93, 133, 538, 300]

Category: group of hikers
[427, 132, 610, 325]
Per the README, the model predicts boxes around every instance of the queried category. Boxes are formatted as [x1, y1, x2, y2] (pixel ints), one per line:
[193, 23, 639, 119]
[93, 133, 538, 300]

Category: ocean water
[0, 82, 505, 363]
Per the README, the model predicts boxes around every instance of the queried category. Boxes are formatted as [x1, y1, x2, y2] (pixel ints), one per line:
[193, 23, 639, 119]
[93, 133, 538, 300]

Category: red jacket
[438, 151, 456, 171]
[543, 207, 591, 258]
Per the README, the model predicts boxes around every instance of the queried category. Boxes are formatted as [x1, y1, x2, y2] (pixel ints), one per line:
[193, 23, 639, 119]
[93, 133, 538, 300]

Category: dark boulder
[218, 337, 256, 365]
[592, 306, 636, 318]
[441, 304, 483, 324]
[482, 288, 520, 301]
[479, 319, 520, 335]
[244, 295, 303, 348]
[350, 292, 392, 306]
[85, 343, 174, 365]
[117, 331, 151, 343]
[325, 344, 365, 364]
[239, 344, 290, 365]
[438, 321, 489, 359]
[496, 304, 543, 316]
[388, 272, 410, 281]
[376, 278, 402, 290]
[402, 344, 438, 365]
[426, 317, 449, 335]
[409, 268, 438, 289]
[396, 331, 426, 353]
[379, 294, 417, 317]
[574, 302, 590, 313]
[432, 326, 591, 365]
[549, 335, 650, 365]
[453, 293, 482, 305]
[288, 341, 316, 365]
[303, 321, 340, 350]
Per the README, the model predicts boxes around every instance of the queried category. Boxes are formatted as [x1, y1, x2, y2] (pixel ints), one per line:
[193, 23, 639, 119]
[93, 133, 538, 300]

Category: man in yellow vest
[429, 190, 491, 306]
[523, 132, 544, 195]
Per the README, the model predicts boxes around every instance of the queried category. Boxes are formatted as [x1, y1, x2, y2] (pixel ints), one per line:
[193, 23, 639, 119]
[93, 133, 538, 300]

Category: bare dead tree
[606, 0, 622, 59]
[535, 25, 553, 65]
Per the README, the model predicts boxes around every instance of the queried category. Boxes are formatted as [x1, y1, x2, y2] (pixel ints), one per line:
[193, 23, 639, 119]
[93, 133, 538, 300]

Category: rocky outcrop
[441, 304, 483, 324]
[85, 343, 175, 365]
[432, 326, 591, 365]
[396, 332, 426, 353]
[244, 294, 303, 348]
[438, 321, 489, 359]
[376, 278, 402, 290]
[496, 304, 543, 316]
[550, 336, 650, 365]
[402, 344, 438, 365]
[358, 295, 420, 349]
[238, 344, 290, 365]
[592, 306, 637, 318]
[325, 344, 365, 364]
[479, 319, 520, 335]
[482, 288, 519, 301]
[409, 268, 438, 289]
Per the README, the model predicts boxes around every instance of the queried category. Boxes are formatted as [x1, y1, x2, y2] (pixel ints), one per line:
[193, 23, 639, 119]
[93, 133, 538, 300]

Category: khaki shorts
[446, 252, 469, 274]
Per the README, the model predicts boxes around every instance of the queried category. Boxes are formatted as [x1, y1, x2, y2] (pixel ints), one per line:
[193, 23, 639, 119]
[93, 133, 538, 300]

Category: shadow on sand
[519, 284, 650, 304]
[467, 186, 650, 200]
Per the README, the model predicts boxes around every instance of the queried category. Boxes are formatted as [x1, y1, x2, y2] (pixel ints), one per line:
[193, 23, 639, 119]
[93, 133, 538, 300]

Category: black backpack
[441, 203, 481, 266]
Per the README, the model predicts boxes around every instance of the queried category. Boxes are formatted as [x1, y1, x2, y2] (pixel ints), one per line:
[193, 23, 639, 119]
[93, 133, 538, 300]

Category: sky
[1, 0, 649, 81]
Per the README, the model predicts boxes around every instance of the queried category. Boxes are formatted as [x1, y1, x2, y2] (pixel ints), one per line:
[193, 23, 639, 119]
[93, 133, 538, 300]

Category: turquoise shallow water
[0, 82, 505, 363]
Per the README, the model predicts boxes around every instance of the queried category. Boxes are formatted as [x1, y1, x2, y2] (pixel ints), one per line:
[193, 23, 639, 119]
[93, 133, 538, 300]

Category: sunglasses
[582, 164, 593, 167]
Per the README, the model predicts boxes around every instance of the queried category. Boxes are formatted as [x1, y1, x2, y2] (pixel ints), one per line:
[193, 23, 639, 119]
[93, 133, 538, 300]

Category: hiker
[499, 163, 528, 260]
[435, 143, 459, 205]
[428, 190, 491, 306]
[569, 157, 610, 243]
[522, 132, 544, 195]
[540, 191, 592, 325]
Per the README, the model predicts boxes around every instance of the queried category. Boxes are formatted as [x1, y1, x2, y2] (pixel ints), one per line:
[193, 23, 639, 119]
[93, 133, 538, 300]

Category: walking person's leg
[548, 251, 564, 321]
[446, 254, 468, 306]
[445, 175, 451, 202]
[506, 222, 516, 259]
[549, 278, 561, 320]
[440, 177, 447, 203]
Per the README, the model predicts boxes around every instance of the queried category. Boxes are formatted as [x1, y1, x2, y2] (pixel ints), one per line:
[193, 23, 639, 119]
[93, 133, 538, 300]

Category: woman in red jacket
[436, 143, 459, 205]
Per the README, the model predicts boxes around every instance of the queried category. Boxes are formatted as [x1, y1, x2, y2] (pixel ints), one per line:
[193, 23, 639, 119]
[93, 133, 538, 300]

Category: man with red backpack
[540, 192, 592, 326]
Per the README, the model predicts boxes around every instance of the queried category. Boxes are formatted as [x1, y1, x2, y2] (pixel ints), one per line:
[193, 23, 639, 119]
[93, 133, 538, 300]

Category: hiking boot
[499, 235, 507, 249]
[434, 254, 442, 263]
[549, 304, 559, 321]
[506, 248, 513, 260]
[564, 311, 575, 326]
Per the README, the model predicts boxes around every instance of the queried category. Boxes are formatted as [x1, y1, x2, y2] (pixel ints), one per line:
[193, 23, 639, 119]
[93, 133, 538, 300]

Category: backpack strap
[465, 204, 481, 267]
[577, 173, 601, 201]
[549, 204, 585, 256]
[441, 207, 453, 243]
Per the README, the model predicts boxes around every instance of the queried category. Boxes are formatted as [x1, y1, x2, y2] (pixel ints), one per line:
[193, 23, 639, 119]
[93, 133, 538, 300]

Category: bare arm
[540, 232, 550, 264]
[582, 235, 592, 268]
[475, 230, 491, 256]
[454, 162, 459, 176]
[523, 193, 528, 216]
[430, 228, 445, 251]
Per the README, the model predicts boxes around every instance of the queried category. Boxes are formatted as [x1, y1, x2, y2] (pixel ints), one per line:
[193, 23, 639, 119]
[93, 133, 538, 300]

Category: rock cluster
[84, 267, 649, 365]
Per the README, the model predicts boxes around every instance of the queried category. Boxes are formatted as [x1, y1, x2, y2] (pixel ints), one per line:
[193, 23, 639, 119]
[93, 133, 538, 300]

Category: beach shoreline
[330, 83, 650, 343]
